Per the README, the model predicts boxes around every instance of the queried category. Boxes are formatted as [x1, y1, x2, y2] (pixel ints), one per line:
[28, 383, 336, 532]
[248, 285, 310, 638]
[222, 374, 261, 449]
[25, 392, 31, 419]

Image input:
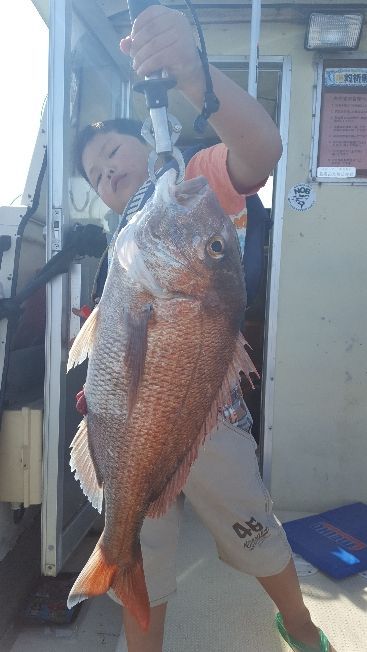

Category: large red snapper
[66, 170, 257, 630]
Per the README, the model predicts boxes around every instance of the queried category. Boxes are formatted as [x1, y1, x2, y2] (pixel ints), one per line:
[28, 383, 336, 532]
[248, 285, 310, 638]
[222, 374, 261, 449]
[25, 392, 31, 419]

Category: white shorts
[110, 420, 291, 607]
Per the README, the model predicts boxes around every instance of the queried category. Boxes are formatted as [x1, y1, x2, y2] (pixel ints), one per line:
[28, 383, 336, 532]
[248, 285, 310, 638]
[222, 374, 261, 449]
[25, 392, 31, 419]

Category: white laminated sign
[317, 167, 356, 179]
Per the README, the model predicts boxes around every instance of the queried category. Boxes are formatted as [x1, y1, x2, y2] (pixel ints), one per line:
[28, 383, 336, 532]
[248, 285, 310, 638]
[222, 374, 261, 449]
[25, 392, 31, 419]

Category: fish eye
[206, 236, 225, 259]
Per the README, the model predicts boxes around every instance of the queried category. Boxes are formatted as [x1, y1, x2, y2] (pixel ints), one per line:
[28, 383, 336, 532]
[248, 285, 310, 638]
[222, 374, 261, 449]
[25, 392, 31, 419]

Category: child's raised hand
[120, 5, 203, 94]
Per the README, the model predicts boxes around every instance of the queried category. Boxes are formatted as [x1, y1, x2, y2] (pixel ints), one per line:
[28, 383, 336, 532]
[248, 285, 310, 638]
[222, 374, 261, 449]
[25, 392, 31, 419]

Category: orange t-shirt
[185, 143, 266, 237]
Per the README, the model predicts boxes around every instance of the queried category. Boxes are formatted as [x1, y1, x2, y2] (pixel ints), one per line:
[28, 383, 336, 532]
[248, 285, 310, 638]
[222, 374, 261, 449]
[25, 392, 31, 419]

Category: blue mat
[283, 502, 367, 579]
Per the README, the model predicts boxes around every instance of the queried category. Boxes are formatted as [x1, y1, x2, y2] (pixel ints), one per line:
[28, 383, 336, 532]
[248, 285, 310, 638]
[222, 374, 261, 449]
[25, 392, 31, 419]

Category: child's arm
[121, 5, 282, 194]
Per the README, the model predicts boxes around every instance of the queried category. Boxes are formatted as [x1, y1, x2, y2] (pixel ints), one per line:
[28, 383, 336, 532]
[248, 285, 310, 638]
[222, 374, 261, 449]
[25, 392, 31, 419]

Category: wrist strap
[183, 0, 220, 133]
[194, 48, 220, 134]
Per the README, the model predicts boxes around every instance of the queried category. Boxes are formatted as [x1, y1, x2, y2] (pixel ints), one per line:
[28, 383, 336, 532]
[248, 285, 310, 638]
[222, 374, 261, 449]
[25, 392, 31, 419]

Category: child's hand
[120, 5, 203, 94]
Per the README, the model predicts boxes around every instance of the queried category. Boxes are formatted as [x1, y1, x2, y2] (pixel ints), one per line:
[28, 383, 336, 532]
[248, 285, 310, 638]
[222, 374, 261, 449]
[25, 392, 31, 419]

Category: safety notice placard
[318, 92, 367, 170]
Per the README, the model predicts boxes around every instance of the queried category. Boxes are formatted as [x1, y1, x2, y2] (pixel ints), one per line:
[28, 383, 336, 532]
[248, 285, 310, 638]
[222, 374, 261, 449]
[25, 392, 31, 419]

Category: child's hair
[74, 118, 144, 183]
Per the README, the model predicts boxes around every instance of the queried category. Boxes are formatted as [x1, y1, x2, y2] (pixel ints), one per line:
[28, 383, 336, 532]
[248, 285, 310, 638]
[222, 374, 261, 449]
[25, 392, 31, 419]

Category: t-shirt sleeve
[185, 143, 266, 216]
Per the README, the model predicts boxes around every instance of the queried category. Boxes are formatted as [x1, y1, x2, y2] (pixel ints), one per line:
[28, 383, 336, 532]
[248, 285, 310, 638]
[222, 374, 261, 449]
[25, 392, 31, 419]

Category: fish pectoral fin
[67, 306, 99, 371]
[70, 418, 104, 513]
[67, 541, 150, 632]
[124, 303, 153, 415]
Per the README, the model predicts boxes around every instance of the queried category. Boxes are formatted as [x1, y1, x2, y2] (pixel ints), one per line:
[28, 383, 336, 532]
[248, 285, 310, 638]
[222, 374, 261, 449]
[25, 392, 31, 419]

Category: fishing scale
[126, 0, 219, 184]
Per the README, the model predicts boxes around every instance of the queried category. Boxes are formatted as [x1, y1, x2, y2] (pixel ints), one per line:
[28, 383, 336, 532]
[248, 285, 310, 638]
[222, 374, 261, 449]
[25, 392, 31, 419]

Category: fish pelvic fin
[147, 333, 258, 519]
[67, 305, 99, 372]
[70, 417, 103, 513]
[124, 304, 153, 416]
[67, 541, 150, 632]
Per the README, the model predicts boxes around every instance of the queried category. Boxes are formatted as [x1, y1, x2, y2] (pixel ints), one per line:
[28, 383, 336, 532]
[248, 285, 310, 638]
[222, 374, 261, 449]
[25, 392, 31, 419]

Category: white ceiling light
[305, 13, 364, 50]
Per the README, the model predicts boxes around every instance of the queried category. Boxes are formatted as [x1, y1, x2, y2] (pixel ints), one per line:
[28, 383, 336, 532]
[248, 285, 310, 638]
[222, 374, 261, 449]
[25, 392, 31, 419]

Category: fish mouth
[112, 174, 127, 193]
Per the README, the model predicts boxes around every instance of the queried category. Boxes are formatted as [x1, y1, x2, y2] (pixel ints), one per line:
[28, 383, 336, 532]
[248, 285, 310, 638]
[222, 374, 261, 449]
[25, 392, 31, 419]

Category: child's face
[82, 131, 150, 213]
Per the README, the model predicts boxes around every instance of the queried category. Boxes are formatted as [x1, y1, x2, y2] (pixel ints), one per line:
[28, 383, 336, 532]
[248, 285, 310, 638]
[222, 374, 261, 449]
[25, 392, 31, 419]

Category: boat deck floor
[4, 505, 366, 651]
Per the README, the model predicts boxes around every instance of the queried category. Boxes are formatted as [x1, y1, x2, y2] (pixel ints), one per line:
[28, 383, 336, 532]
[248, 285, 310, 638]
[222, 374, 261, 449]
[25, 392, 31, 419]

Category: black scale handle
[126, 0, 176, 110]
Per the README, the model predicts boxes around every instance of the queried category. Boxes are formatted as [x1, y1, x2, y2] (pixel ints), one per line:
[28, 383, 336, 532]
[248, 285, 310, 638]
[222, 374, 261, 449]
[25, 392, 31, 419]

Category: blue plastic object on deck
[283, 502, 367, 579]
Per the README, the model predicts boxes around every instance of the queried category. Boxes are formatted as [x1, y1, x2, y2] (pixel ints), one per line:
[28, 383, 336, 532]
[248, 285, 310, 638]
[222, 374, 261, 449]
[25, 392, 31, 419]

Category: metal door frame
[42, 0, 70, 576]
[42, 0, 130, 576]
[261, 56, 292, 489]
[209, 54, 292, 489]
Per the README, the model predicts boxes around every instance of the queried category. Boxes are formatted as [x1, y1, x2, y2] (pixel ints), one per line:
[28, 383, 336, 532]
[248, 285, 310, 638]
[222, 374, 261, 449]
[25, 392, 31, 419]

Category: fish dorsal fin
[124, 304, 153, 416]
[147, 333, 258, 518]
[67, 306, 99, 372]
[70, 417, 104, 513]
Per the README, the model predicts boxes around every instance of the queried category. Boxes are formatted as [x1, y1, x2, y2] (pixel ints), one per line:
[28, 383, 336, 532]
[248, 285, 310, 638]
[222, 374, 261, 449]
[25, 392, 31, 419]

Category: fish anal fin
[147, 334, 259, 519]
[67, 542, 150, 633]
[125, 304, 153, 415]
[70, 418, 103, 513]
[67, 306, 99, 371]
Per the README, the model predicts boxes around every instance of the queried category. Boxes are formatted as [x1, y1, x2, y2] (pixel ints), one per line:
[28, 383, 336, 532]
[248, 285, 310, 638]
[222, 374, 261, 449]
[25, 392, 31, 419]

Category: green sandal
[275, 613, 330, 652]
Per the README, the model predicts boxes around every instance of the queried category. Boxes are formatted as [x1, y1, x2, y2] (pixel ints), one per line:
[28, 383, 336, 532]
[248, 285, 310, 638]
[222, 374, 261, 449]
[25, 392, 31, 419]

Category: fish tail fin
[67, 540, 116, 608]
[111, 546, 150, 632]
[67, 541, 150, 632]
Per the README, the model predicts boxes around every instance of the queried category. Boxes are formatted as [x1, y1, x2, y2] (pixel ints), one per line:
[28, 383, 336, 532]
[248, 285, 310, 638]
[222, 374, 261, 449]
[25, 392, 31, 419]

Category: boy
[75, 6, 335, 652]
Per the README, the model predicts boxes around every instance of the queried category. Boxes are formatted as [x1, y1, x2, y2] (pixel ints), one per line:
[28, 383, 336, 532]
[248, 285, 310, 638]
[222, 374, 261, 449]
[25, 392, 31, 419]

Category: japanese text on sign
[317, 167, 356, 178]
[325, 68, 367, 88]
[318, 93, 367, 169]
